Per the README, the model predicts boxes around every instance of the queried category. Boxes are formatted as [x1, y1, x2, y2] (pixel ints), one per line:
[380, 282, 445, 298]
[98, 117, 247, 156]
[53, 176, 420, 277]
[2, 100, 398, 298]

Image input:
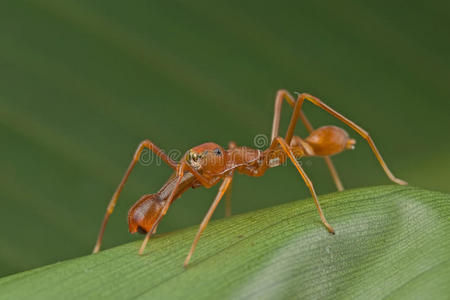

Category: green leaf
[1, 185, 449, 299]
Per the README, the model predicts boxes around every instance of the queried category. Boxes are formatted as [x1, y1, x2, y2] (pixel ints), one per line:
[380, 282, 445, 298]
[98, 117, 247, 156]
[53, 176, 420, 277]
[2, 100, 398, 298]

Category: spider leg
[300, 93, 407, 186]
[93, 139, 177, 253]
[273, 137, 335, 234]
[225, 180, 233, 218]
[184, 175, 233, 267]
[271, 90, 344, 191]
[225, 141, 237, 217]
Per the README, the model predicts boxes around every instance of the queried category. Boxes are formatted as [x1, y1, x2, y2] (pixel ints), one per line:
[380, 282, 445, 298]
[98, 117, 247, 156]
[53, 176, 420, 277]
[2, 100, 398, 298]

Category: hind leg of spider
[93, 139, 178, 254]
[184, 175, 233, 267]
[271, 90, 344, 191]
[273, 137, 335, 234]
[300, 93, 407, 185]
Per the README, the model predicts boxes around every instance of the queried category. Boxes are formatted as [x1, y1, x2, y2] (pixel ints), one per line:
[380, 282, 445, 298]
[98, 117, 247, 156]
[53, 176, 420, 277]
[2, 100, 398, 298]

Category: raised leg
[273, 137, 335, 234]
[184, 175, 233, 267]
[271, 90, 344, 191]
[300, 93, 407, 185]
[93, 139, 177, 254]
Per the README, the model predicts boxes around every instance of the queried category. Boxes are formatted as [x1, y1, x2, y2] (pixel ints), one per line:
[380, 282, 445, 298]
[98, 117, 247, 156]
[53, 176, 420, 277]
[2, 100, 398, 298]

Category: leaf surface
[1, 186, 449, 299]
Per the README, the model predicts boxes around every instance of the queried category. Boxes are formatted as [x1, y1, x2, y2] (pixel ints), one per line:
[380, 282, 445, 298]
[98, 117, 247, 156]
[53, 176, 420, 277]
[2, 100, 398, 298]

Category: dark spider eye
[213, 148, 222, 156]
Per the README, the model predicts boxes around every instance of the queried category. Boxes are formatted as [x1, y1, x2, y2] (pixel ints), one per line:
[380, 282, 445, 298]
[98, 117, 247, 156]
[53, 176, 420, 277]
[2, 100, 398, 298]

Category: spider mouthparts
[346, 139, 356, 150]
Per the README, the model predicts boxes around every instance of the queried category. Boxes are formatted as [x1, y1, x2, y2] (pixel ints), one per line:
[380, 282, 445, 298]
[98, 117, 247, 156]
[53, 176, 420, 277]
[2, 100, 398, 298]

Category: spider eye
[213, 148, 222, 156]
[189, 151, 199, 162]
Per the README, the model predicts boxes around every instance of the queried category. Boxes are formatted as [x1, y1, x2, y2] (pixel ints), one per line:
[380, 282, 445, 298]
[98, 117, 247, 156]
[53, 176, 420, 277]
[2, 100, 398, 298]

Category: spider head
[186, 143, 227, 175]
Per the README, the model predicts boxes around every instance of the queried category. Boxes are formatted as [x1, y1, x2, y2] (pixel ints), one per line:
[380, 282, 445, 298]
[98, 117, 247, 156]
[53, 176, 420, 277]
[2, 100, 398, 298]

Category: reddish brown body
[126, 127, 353, 235]
[93, 90, 406, 267]
[128, 172, 198, 234]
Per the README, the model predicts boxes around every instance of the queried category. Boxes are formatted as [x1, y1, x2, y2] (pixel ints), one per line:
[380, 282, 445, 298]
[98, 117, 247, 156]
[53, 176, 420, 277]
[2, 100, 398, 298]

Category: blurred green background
[1, 0, 449, 277]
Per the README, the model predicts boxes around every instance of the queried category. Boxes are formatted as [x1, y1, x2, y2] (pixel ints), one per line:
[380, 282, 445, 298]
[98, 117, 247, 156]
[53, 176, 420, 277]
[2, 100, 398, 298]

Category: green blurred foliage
[0, 0, 449, 277]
